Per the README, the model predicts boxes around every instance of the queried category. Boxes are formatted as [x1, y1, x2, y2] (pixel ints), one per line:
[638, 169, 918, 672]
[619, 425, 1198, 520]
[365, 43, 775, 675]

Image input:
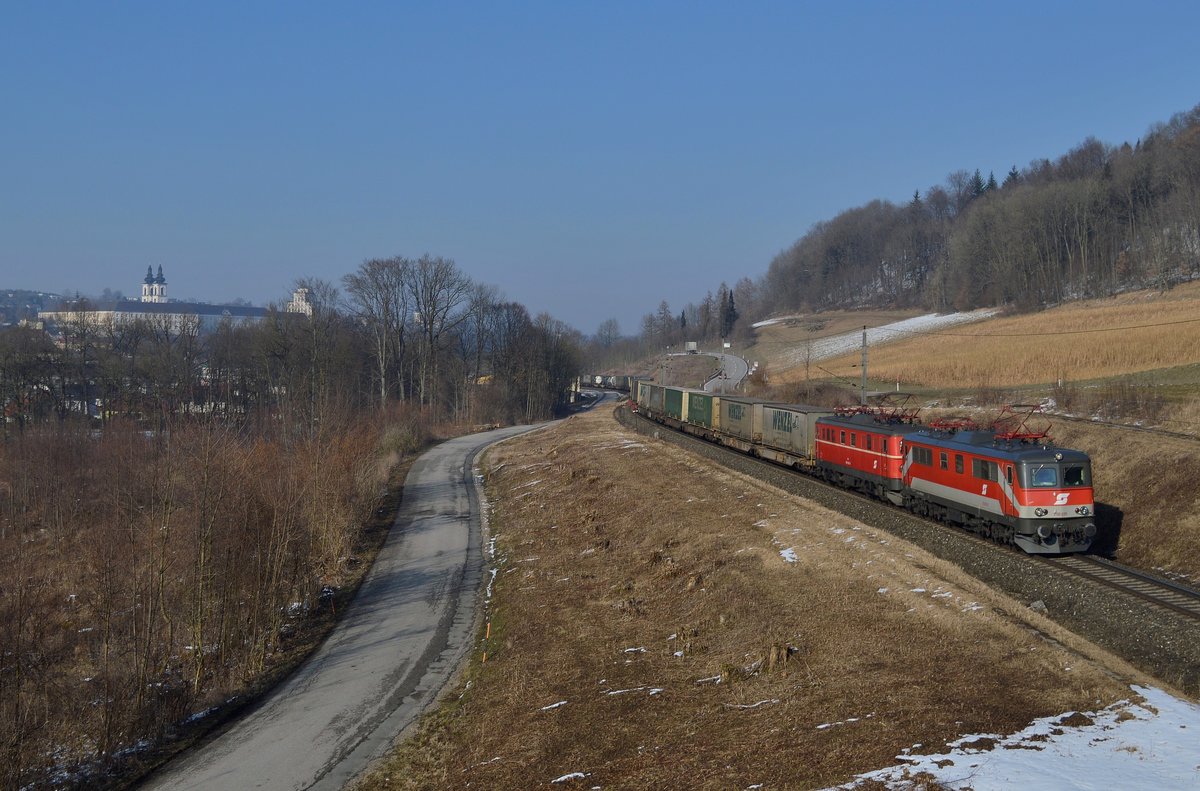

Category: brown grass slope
[809, 281, 1200, 391]
[357, 408, 1141, 791]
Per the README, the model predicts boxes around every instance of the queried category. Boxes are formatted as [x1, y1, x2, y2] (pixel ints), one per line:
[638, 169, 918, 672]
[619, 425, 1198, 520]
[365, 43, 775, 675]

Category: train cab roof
[818, 410, 922, 435]
[911, 428, 1091, 463]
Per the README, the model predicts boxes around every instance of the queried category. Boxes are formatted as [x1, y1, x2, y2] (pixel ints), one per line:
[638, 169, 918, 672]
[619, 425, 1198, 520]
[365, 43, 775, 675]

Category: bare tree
[407, 255, 472, 407]
[343, 257, 411, 406]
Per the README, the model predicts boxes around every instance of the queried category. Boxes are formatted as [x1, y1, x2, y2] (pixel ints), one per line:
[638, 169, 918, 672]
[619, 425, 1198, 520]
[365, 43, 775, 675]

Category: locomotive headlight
[1035, 507, 1048, 517]
[1075, 506, 1090, 516]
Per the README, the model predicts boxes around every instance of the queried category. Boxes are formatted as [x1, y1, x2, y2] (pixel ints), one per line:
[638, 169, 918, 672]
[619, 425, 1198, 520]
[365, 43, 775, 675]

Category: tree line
[1, 255, 581, 433]
[0, 254, 580, 787]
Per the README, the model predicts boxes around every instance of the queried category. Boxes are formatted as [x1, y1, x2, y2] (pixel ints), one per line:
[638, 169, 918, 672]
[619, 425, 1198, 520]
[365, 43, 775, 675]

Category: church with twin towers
[37, 265, 313, 333]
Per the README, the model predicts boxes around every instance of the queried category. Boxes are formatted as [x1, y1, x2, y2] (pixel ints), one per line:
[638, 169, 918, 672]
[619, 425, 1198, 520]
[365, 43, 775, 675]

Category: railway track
[1051, 412, 1200, 443]
[624, 404, 1200, 624]
[1044, 555, 1200, 622]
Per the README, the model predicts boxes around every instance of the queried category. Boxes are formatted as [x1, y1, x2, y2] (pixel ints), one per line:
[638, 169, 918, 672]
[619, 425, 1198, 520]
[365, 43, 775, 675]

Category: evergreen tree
[719, 290, 738, 337]
[986, 171, 999, 191]
[1002, 165, 1020, 188]
[970, 168, 986, 197]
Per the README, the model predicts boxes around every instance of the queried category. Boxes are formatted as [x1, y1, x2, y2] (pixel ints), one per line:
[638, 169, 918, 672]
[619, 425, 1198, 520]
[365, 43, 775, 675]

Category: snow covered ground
[837, 685, 1200, 790]
[757, 310, 998, 368]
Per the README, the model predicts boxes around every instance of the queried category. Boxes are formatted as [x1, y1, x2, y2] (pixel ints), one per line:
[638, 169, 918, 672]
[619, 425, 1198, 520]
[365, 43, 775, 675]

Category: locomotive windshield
[1023, 462, 1091, 488]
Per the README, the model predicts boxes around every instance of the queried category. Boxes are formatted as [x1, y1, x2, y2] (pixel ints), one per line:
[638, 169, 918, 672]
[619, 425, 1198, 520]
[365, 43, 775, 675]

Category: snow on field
[838, 685, 1200, 790]
[765, 309, 998, 368]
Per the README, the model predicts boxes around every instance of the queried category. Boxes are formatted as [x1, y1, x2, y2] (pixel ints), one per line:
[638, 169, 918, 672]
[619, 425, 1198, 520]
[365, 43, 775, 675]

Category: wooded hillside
[764, 104, 1200, 315]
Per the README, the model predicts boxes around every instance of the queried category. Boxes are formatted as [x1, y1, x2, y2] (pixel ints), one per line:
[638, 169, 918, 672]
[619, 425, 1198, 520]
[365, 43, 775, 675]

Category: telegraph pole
[860, 326, 868, 405]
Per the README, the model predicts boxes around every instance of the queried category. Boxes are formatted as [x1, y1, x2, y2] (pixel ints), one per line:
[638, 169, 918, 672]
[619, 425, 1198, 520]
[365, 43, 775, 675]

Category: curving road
[702, 352, 749, 393]
[140, 424, 541, 791]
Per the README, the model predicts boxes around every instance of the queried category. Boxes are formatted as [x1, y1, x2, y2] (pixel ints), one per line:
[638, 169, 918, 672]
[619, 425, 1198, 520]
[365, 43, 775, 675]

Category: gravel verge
[617, 406, 1200, 697]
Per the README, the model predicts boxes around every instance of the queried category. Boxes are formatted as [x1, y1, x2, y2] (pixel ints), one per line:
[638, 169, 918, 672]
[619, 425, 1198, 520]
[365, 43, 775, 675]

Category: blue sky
[3, 2, 1199, 335]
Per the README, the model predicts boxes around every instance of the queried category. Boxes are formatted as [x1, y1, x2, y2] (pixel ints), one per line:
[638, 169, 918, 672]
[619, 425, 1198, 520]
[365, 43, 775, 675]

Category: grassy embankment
[355, 406, 1147, 790]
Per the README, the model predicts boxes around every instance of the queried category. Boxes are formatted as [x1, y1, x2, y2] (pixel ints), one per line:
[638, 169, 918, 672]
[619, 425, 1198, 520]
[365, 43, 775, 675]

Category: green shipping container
[663, 386, 685, 420]
[686, 391, 717, 430]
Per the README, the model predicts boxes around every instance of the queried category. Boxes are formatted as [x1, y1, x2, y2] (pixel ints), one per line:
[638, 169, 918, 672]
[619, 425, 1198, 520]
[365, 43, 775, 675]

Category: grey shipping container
[760, 403, 835, 461]
[719, 397, 773, 443]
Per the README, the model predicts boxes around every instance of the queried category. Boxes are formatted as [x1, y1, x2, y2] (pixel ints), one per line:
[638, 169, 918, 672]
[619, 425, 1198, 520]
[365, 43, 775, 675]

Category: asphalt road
[702, 352, 749, 393]
[140, 423, 541, 791]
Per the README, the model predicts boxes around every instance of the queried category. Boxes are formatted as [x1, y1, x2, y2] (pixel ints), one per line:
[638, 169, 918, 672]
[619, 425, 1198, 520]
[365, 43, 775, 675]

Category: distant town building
[37, 267, 287, 334]
[285, 287, 313, 316]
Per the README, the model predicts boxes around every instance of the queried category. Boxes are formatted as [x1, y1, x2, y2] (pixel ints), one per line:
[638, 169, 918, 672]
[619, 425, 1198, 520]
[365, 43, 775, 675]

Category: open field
[745, 308, 922, 377]
[354, 406, 1150, 790]
[790, 282, 1200, 392]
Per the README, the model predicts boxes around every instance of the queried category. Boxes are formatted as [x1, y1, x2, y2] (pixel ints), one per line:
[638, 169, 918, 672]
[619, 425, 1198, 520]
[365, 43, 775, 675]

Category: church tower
[140, 265, 168, 303]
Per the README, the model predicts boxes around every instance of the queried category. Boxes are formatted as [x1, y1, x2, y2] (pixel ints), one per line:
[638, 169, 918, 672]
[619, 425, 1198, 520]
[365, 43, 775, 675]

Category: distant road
[140, 424, 541, 791]
[702, 352, 749, 393]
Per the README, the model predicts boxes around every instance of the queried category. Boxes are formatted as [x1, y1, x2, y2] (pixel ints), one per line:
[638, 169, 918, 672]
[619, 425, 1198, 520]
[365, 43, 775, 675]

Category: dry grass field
[354, 407, 1146, 790]
[803, 282, 1200, 392]
[746, 308, 921, 373]
[649, 353, 719, 387]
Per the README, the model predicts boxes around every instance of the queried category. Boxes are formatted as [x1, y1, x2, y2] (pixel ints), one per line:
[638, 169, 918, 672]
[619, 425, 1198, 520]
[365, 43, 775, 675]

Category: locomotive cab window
[850, 433, 856, 447]
[939, 451, 948, 470]
[840, 431, 846, 444]
[972, 459, 998, 481]
[1064, 464, 1090, 487]
[866, 435, 872, 450]
[1028, 464, 1058, 487]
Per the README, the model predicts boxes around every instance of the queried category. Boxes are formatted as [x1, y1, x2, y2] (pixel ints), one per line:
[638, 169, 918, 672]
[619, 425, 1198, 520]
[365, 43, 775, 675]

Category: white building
[38, 267, 280, 334]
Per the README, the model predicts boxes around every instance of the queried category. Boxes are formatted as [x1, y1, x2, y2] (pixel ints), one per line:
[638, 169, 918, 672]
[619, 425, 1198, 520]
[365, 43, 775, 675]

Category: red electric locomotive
[814, 405, 922, 503]
[901, 409, 1096, 554]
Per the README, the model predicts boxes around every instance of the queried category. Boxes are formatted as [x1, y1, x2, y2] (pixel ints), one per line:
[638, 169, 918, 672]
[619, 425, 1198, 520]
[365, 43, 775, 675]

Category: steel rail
[1042, 555, 1200, 622]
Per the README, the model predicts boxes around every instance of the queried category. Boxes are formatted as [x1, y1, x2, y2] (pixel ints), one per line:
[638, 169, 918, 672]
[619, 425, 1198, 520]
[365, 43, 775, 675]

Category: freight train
[632, 382, 1096, 554]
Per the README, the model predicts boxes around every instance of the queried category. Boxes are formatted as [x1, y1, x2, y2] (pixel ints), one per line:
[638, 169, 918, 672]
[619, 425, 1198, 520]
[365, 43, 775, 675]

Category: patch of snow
[623, 647, 646, 654]
[818, 713, 874, 730]
[605, 686, 648, 696]
[724, 699, 780, 710]
[540, 700, 568, 711]
[774, 309, 999, 368]
[779, 547, 798, 563]
[839, 686, 1200, 790]
[752, 316, 791, 328]
[552, 771, 590, 783]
